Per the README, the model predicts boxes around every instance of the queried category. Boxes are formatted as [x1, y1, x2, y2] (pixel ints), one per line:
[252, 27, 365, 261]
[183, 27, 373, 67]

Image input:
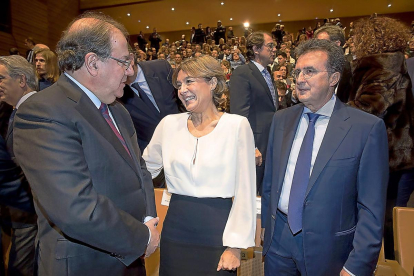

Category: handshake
[144, 217, 160, 257]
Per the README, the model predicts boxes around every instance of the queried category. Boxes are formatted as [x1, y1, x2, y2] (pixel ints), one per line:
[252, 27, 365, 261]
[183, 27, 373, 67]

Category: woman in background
[143, 56, 256, 275]
[349, 14, 414, 259]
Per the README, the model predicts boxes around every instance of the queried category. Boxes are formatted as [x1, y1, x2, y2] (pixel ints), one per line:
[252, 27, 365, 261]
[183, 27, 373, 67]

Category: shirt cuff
[144, 216, 154, 245]
[343, 266, 355, 276]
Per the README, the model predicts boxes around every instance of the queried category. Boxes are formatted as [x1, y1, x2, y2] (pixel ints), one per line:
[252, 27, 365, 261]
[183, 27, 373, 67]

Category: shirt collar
[303, 94, 336, 118]
[135, 64, 146, 83]
[16, 91, 37, 109]
[64, 72, 101, 109]
[251, 60, 266, 73]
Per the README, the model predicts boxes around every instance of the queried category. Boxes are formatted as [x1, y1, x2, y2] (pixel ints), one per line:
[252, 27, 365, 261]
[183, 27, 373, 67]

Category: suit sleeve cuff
[343, 266, 356, 276]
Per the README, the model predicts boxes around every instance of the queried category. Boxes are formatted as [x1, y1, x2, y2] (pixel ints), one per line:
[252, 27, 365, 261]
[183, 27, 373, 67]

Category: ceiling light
[230, 18, 233, 21]
[127, 13, 130, 16]
[221, 2, 224, 5]
[278, 14, 281, 17]
[279, 20, 282, 22]
[186, 22, 189, 25]
[138, 20, 141, 22]
[316, 17, 318, 19]
[330, 8, 334, 12]
[388, 4, 391, 7]
[171, 7, 175, 10]
[243, 22, 250, 28]
[146, 26, 149, 29]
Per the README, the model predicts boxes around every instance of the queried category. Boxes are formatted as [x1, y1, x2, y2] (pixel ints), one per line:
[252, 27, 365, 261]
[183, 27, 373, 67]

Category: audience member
[193, 23, 206, 45]
[34, 48, 59, 90]
[8, 48, 20, 55]
[24, 37, 35, 63]
[12, 12, 159, 275]
[149, 28, 162, 52]
[349, 14, 414, 259]
[230, 31, 277, 195]
[215, 20, 226, 45]
[0, 55, 38, 276]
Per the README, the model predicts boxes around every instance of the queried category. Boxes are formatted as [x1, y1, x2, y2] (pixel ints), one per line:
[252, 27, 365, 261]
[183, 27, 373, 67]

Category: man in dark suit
[0, 55, 38, 276]
[261, 39, 389, 276]
[315, 25, 352, 103]
[119, 58, 179, 154]
[230, 31, 277, 195]
[13, 12, 159, 276]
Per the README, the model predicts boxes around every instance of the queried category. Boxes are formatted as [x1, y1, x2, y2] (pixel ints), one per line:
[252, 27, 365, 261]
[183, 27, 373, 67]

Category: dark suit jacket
[336, 60, 352, 103]
[407, 57, 414, 97]
[13, 74, 157, 276]
[0, 135, 34, 212]
[119, 60, 179, 153]
[261, 99, 389, 276]
[230, 62, 277, 163]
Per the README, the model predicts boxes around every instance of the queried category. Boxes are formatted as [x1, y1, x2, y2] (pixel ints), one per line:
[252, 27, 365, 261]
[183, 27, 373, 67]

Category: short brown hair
[172, 56, 227, 108]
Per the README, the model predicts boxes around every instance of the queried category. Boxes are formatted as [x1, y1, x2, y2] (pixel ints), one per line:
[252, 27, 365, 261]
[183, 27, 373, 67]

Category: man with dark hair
[230, 31, 277, 195]
[137, 31, 147, 52]
[262, 39, 388, 276]
[24, 37, 35, 63]
[12, 12, 159, 275]
[315, 25, 352, 103]
[149, 28, 162, 53]
[0, 55, 38, 276]
[193, 23, 206, 45]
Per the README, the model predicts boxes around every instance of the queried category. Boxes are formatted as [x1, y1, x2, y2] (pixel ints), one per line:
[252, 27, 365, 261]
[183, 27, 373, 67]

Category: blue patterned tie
[288, 113, 320, 234]
[261, 69, 277, 107]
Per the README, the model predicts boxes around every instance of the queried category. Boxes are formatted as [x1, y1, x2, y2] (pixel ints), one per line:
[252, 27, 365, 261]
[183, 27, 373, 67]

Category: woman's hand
[217, 248, 241, 271]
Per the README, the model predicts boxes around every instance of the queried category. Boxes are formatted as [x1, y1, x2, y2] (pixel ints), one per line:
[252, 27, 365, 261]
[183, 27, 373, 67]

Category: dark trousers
[257, 164, 265, 196]
[384, 168, 414, 259]
[264, 210, 306, 276]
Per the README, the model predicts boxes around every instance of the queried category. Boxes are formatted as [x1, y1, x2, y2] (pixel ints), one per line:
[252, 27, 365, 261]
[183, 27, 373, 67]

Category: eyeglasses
[264, 43, 276, 50]
[293, 68, 330, 80]
[109, 53, 134, 70]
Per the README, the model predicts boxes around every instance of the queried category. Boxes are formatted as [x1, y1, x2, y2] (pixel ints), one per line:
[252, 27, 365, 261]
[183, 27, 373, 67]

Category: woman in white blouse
[143, 55, 256, 275]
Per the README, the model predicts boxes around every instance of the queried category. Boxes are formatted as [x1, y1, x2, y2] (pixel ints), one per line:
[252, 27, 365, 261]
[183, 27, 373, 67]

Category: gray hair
[0, 55, 38, 91]
[314, 25, 346, 46]
[295, 38, 345, 76]
[172, 55, 227, 108]
[56, 11, 129, 72]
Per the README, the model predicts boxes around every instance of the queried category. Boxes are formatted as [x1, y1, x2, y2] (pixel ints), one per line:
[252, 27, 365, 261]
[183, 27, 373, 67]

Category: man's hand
[255, 148, 263, 166]
[217, 248, 241, 271]
[260, 228, 265, 242]
[144, 217, 160, 257]
[340, 268, 351, 276]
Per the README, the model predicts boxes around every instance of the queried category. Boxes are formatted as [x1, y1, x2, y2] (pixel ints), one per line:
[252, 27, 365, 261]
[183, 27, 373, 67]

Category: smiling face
[295, 50, 338, 112]
[176, 70, 215, 113]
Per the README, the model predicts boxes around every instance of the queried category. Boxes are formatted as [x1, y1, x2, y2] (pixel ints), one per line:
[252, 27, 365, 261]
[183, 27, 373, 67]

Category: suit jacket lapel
[249, 62, 275, 107]
[138, 63, 163, 118]
[59, 75, 139, 175]
[277, 105, 304, 190]
[305, 99, 351, 197]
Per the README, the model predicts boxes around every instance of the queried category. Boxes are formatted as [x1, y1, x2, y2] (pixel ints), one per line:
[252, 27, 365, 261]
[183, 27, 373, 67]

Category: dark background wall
[0, 0, 79, 56]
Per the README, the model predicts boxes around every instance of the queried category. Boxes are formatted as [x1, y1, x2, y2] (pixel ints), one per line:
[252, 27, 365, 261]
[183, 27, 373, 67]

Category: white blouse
[143, 112, 256, 249]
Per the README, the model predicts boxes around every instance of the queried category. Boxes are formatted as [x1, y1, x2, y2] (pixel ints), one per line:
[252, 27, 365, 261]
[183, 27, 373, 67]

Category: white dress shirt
[278, 95, 336, 213]
[143, 113, 257, 248]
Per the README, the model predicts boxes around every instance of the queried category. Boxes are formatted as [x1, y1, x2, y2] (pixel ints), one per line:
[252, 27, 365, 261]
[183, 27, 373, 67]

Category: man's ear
[329, 71, 341, 87]
[253, 45, 260, 55]
[19, 74, 27, 88]
[85, 52, 99, 76]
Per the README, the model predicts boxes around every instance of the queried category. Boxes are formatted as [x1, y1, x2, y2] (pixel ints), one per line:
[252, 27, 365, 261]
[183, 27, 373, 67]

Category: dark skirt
[159, 194, 237, 276]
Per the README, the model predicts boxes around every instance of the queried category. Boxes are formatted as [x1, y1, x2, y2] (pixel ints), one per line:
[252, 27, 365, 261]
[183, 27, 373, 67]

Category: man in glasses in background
[230, 31, 278, 195]
[261, 39, 388, 276]
[12, 12, 159, 276]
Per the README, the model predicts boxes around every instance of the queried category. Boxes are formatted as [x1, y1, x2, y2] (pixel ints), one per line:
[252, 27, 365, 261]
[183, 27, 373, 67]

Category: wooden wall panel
[0, 0, 79, 56]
